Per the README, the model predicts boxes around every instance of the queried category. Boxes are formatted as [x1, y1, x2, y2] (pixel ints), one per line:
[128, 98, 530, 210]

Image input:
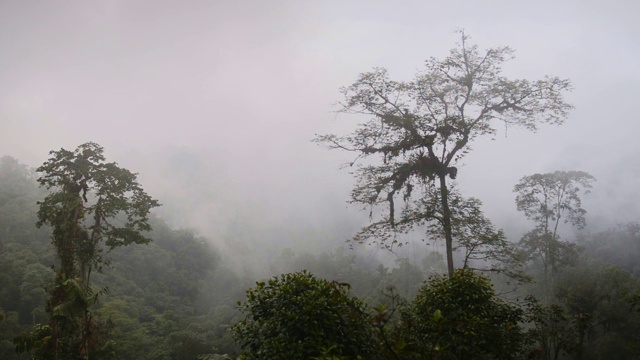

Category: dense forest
[2, 31, 640, 359]
[1, 150, 639, 359]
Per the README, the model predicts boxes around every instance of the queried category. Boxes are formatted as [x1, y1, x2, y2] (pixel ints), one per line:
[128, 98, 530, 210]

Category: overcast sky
[1, 0, 639, 263]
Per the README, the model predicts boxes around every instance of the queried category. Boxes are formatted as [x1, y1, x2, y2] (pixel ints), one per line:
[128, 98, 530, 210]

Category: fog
[2, 0, 639, 272]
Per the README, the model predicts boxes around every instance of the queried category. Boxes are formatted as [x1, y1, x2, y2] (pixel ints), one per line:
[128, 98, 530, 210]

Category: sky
[1, 0, 639, 267]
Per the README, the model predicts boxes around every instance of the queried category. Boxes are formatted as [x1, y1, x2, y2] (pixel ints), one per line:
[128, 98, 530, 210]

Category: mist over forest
[1, 1, 640, 359]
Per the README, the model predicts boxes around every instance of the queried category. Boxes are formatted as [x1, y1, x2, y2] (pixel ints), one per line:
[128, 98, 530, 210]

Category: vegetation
[232, 270, 527, 360]
[2, 152, 640, 358]
[400, 270, 525, 359]
[12, 143, 160, 359]
[514, 171, 595, 298]
[1, 34, 639, 360]
[0, 155, 241, 359]
[315, 31, 572, 276]
[232, 271, 375, 360]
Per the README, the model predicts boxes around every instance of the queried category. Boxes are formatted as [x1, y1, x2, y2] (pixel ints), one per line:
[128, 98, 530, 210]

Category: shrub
[400, 269, 525, 359]
[232, 271, 375, 359]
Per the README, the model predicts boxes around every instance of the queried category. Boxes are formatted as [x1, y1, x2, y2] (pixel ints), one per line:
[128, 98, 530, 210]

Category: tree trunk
[439, 175, 455, 277]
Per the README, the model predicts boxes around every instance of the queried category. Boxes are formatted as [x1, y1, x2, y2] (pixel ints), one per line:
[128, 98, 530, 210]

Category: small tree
[514, 171, 595, 295]
[15, 142, 159, 359]
[232, 271, 375, 359]
[315, 31, 572, 276]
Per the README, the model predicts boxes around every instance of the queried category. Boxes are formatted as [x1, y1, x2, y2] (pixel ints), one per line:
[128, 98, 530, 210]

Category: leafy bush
[399, 269, 525, 359]
[232, 271, 375, 359]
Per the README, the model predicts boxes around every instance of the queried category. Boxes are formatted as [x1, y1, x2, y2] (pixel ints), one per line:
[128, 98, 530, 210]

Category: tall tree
[15, 142, 159, 359]
[315, 31, 573, 276]
[514, 170, 595, 296]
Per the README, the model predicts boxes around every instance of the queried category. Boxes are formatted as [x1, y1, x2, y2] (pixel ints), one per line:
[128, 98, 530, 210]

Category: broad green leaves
[232, 271, 375, 360]
[399, 270, 526, 359]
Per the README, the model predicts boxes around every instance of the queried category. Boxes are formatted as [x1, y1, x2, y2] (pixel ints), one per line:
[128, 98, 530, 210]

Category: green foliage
[52, 279, 106, 319]
[524, 259, 640, 360]
[399, 269, 525, 359]
[13, 323, 53, 357]
[4, 153, 640, 359]
[36, 142, 160, 259]
[20, 263, 54, 326]
[15, 142, 160, 359]
[232, 271, 376, 359]
[524, 295, 579, 360]
[0, 155, 240, 359]
[92, 222, 236, 359]
[554, 262, 640, 359]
